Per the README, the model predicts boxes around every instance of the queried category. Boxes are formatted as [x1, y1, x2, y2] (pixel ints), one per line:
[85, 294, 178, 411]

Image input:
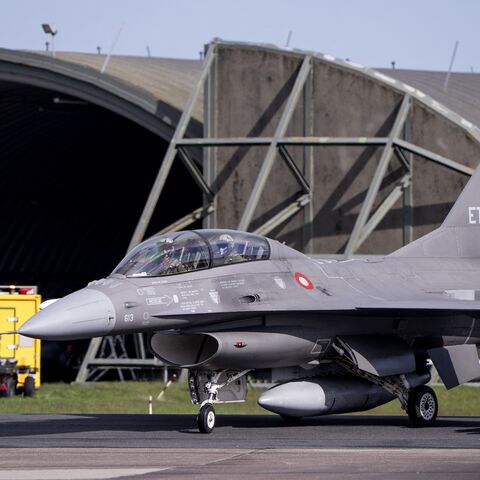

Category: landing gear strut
[189, 369, 250, 434]
[334, 353, 437, 427]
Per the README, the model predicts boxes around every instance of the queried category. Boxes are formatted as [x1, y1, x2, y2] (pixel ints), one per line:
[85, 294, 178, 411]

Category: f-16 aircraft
[19, 166, 480, 433]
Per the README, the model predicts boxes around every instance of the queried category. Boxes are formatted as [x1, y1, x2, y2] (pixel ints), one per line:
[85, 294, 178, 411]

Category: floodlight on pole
[41, 23, 58, 56]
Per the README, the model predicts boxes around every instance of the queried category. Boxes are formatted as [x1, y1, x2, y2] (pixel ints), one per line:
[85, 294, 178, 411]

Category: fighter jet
[19, 166, 480, 433]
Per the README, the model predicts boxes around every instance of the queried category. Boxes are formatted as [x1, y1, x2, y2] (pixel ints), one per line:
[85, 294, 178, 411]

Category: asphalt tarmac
[0, 414, 478, 479]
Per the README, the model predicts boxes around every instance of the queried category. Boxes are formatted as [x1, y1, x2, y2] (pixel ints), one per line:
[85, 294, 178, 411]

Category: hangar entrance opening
[0, 81, 200, 298]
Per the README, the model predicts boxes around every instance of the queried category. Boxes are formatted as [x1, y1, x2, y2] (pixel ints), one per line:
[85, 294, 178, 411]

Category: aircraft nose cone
[19, 288, 116, 340]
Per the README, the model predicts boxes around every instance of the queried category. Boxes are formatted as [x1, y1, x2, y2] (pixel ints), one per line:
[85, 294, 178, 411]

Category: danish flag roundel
[294, 272, 314, 290]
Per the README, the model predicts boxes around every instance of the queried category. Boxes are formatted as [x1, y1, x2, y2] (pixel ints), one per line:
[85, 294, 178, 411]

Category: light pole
[41, 24, 58, 56]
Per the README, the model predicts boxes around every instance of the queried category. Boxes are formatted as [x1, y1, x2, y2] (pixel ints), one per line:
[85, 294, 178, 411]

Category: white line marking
[0, 469, 165, 480]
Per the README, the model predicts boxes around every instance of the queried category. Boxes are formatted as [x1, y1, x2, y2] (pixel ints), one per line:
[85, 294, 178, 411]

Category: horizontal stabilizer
[427, 344, 480, 389]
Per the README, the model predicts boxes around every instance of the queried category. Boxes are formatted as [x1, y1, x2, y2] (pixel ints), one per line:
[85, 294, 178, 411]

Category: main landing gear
[189, 369, 250, 434]
[406, 385, 438, 427]
[334, 356, 438, 427]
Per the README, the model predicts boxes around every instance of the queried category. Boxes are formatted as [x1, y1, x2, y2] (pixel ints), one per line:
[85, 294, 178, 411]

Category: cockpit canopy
[114, 229, 270, 278]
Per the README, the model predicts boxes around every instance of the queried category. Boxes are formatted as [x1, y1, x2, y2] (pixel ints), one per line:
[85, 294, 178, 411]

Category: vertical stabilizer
[391, 165, 480, 258]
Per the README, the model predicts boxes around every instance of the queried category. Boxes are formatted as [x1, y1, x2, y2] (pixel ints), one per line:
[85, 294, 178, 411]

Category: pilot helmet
[218, 234, 234, 256]
[160, 238, 175, 255]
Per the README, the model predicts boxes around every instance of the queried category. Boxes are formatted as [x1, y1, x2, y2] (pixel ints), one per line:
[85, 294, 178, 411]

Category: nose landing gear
[189, 369, 250, 434]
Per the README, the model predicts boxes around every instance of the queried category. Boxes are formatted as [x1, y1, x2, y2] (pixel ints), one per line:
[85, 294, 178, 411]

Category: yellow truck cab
[0, 285, 41, 397]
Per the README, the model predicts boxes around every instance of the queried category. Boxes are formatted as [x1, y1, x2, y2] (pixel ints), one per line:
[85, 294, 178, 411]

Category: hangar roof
[55, 50, 480, 134]
[3, 48, 479, 134]
[0, 48, 203, 143]
[53, 52, 203, 122]
[379, 68, 480, 130]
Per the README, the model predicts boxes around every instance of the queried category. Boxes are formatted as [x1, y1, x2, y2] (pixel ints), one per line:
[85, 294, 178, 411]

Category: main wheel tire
[407, 385, 438, 427]
[198, 404, 216, 434]
[23, 376, 35, 397]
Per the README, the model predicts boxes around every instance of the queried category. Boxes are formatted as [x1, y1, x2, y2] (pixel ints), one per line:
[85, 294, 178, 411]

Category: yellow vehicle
[0, 285, 41, 397]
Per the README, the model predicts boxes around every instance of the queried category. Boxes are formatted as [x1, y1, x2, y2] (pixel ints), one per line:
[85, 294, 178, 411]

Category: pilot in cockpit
[217, 234, 243, 265]
[157, 238, 184, 274]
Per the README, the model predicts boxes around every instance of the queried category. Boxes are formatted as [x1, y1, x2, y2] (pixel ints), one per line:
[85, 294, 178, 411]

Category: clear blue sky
[1, 0, 478, 71]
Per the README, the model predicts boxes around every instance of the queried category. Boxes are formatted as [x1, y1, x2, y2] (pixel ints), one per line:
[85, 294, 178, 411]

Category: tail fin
[391, 165, 480, 258]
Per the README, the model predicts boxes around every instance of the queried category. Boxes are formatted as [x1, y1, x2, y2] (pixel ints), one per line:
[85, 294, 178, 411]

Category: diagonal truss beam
[393, 145, 411, 170]
[395, 139, 474, 176]
[278, 145, 310, 193]
[254, 194, 310, 236]
[238, 56, 312, 231]
[344, 95, 412, 257]
[177, 147, 214, 200]
[355, 174, 411, 249]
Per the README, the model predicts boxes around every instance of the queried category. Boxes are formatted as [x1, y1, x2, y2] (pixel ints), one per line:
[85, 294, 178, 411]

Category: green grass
[0, 381, 478, 416]
[0, 381, 265, 415]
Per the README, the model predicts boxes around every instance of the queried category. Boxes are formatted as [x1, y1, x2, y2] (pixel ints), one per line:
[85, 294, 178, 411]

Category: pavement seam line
[197, 449, 258, 467]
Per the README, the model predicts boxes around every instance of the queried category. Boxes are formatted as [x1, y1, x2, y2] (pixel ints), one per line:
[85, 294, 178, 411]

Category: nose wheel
[197, 404, 216, 433]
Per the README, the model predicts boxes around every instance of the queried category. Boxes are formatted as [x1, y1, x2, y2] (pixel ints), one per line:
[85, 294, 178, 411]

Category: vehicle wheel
[407, 385, 438, 427]
[198, 404, 216, 434]
[0, 377, 16, 398]
[23, 376, 35, 397]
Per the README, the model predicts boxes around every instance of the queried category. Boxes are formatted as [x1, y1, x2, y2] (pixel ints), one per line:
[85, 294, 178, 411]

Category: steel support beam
[127, 43, 217, 252]
[133, 332, 146, 359]
[177, 147, 214, 200]
[238, 56, 312, 231]
[177, 136, 389, 147]
[401, 115, 413, 246]
[278, 145, 310, 193]
[254, 194, 310, 236]
[75, 337, 102, 383]
[393, 146, 411, 171]
[86, 358, 163, 368]
[394, 139, 474, 176]
[355, 174, 411, 249]
[204, 47, 217, 228]
[344, 95, 412, 257]
[303, 68, 314, 254]
[281, 137, 388, 146]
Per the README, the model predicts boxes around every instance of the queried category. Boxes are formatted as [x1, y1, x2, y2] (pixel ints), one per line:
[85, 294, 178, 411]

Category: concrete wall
[210, 43, 480, 254]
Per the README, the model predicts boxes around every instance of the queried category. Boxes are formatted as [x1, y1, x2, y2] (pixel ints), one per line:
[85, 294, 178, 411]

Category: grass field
[0, 381, 478, 417]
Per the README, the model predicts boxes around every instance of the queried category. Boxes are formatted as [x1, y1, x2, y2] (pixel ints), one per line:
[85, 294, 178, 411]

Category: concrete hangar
[1, 40, 479, 299]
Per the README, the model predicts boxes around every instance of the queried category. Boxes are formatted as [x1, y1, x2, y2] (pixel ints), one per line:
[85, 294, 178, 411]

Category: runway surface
[0, 414, 478, 479]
